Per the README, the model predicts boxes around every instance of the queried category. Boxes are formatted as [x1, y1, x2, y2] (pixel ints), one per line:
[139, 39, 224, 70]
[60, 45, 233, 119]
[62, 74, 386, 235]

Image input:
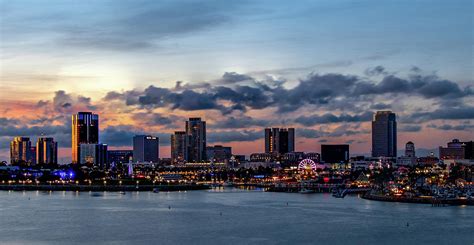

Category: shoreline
[0, 184, 210, 192]
[362, 191, 474, 206]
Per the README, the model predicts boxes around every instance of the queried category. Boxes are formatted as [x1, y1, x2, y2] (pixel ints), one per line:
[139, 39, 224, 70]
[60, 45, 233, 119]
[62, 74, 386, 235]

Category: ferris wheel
[298, 159, 319, 173]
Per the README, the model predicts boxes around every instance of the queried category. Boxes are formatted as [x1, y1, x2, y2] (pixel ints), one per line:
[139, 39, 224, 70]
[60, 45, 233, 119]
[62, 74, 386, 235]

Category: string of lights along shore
[9, 110, 474, 168]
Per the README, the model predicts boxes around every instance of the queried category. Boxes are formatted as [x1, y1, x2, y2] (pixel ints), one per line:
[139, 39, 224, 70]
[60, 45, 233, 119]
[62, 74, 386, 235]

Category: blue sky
[0, 0, 473, 162]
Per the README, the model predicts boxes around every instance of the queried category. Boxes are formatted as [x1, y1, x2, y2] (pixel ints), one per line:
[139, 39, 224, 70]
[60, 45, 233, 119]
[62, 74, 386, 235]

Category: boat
[223, 182, 234, 187]
[153, 188, 160, 193]
[119, 191, 126, 195]
[332, 189, 348, 198]
[299, 188, 314, 194]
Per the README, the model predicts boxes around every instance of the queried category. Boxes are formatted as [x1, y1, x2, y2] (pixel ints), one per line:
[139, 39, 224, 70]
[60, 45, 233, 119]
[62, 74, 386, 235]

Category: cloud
[207, 130, 261, 143]
[427, 124, 474, 131]
[295, 112, 373, 126]
[211, 116, 270, 129]
[399, 124, 422, 132]
[364, 65, 389, 76]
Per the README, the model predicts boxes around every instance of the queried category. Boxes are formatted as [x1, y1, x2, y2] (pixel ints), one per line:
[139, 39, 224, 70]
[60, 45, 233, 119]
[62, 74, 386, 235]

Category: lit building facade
[372, 111, 397, 157]
[36, 137, 58, 165]
[72, 112, 99, 164]
[264, 128, 295, 154]
[186, 118, 206, 162]
[10, 137, 34, 165]
[107, 150, 133, 165]
[171, 131, 186, 164]
[133, 135, 159, 163]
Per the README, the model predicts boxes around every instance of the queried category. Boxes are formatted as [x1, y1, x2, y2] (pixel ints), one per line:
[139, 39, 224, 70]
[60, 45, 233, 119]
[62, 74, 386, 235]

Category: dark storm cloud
[211, 116, 270, 129]
[364, 65, 388, 76]
[105, 70, 473, 120]
[295, 112, 373, 126]
[207, 130, 261, 143]
[399, 125, 422, 132]
[218, 72, 255, 84]
[408, 106, 474, 123]
[427, 124, 474, 131]
[101, 125, 172, 146]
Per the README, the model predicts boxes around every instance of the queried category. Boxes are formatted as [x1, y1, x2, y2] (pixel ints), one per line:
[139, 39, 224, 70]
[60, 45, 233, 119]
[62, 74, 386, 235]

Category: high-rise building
[107, 150, 133, 165]
[80, 143, 108, 168]
[206, 145, 232, 163]
[371, 111, 397, 157]
[405, 141, 415, 157]
[186, 118, 206, 162]
[397, 141, 417, 166]
[36, 137, 58, 165]
[72, 112, 99, 164]
[10, 137, 34, 165]
[264, 128, 295, 154]
[321, 144, 349, 163]
[439, 139, 473, 160]
[171, 131, 186, 164]
[133, 135, 159, 163]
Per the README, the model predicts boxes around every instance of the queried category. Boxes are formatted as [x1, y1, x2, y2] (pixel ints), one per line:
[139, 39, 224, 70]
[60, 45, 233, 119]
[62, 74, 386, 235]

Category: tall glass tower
[72, 112, 99, 164]
[371, 111, 397, 157]
[185, 118, 206, 162]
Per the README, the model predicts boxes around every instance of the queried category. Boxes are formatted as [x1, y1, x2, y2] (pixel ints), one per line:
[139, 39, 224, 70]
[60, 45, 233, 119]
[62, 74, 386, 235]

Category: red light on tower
[323, 177, 330, 183]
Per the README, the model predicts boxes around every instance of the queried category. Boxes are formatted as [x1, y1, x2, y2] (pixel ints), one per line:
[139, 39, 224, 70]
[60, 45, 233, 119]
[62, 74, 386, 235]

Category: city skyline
[1, 0, 473, 163]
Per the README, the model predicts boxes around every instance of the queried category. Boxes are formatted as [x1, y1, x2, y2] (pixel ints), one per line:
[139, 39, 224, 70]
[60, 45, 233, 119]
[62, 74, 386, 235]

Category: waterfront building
[10, 137, 34, 165]
[171, 131, 186, 164]
[250, 152, 277, 162]
[133, 135, 159, 163]
[107, 150, 133, 165]
[36, 137, 58, 165]
[321, 144, 349, 163]
[72, 112, 99, 164]
[206, 145, 232, 163]
[264, 128, 295, 154]
[80, 143, 108, 168]
[185, 118, 206, 162]
[439, 139, 474, 160]
[396, 142, 417, 166]
[372, 111, 397, 157]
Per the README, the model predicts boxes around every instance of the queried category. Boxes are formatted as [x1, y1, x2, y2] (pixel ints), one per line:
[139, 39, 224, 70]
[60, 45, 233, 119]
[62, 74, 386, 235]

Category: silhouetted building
[133, 135, 159, 163]
[10, 137, 34, 165]
[107, 150, 133, 165]
[439, 139, 473, 160]
[80, 143, 108, 168]
[372, 111, 397, 157]
[265, 128, 295, 154]
[207, 145, 232, 163]
[186, 118, 206, 162]
[321, 144, 349, 163]
[36, 137, 58, 165]
[397, 141, 416, 166]
[72, 112, 99, 164]
[171, 131, 186, 164]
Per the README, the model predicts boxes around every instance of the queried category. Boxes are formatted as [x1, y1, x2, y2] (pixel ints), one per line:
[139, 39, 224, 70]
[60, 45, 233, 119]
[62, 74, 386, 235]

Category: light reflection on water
[0, 188, 472, 245]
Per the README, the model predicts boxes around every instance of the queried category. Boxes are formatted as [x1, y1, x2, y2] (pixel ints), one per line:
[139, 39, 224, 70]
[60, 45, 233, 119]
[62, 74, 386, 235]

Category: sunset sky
[1, 0, 473, 163]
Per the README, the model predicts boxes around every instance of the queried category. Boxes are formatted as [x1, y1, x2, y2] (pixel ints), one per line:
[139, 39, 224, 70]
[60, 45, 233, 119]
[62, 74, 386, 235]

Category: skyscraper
[186, 118, 206, 162]
[171, 131, 186, 164]
[80, 143, 108, 168]
[372, 111, 397, 157]
[72, 112, 99, 164]
[264, 128, 295, 154]
[10, 137, 34, 165]
[321, 144, 349, 163]
[36, 137, 58, 165]
[133, 135, 159, 163]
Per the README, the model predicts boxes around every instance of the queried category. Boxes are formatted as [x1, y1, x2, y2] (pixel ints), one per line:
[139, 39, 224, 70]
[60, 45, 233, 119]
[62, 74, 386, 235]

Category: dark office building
[107, 150, 133, 165]
[265, 128, 295, 154]
[80, 143, 108, 169]
[321, 144, 350, 163]
[186, 118, 206, 162]
[206, 145, 232, 163]
[171, 131, 187, 164]
[133, 135, 159, 163]
[72, 112, 99, 164]
[372, 111, 397, 157]
[36, 137, 58, 165]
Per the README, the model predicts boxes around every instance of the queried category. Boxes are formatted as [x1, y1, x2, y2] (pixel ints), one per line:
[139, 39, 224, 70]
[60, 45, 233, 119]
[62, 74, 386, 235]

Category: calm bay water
[0, 188, 472, 245]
